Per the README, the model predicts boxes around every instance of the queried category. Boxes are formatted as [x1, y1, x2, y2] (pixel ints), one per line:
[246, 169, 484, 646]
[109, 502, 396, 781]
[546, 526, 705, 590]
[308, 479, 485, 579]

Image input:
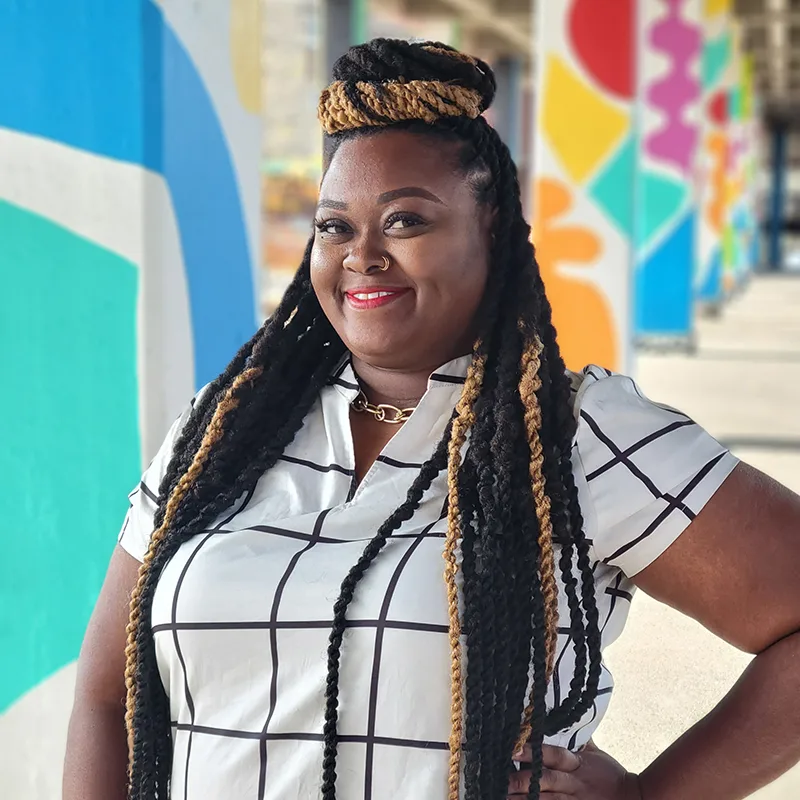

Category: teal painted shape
[588, 136, 636, 238]
[0, 201, 140, 712]
[702, 33, 731, 89]
[636, 170, 688, 248]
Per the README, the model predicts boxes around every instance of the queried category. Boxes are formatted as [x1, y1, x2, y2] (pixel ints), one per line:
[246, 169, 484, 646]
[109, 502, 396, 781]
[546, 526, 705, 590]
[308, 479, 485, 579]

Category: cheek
[309, 243, 338, 298]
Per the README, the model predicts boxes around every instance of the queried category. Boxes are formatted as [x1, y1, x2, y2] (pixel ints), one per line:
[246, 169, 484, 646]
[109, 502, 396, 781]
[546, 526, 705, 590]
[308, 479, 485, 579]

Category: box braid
[123, 37, 601, 800]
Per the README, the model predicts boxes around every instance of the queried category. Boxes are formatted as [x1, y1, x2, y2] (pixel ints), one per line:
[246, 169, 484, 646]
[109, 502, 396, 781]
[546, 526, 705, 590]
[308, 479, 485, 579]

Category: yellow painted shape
[541, 54, 629, 185]
[704, 0, 731, 16]
[532, 177, 619, 371]
[230, 0, 262, 113]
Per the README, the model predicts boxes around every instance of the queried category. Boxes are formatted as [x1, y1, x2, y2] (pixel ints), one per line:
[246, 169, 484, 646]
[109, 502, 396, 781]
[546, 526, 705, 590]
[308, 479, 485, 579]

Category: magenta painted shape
[644, 0, 702, 174]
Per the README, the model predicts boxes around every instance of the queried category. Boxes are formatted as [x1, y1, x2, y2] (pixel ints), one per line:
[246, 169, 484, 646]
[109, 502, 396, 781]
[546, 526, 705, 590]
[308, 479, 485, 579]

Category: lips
[344, 287, 411, 310]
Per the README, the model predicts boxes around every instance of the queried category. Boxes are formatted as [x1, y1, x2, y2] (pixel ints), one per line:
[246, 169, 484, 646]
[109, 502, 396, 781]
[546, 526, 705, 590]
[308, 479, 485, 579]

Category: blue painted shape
[0, 0, 257, 389]
[636, 170, 687, 248]
[588, 136, 636, 238]
[697, 246, 723, 303]
[0, 1, 161, 170]
[636, 210, 695, 337]
[702, 33, 731, 90]
[157, 11, 257, 387]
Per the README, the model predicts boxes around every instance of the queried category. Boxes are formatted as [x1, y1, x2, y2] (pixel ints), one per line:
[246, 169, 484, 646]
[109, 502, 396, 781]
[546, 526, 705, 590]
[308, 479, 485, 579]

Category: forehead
[320, 129, 468, 202]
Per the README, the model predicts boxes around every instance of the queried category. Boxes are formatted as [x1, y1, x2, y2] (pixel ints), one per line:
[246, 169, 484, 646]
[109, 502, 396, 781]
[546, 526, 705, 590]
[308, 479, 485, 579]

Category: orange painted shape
[706, 132, 727, 233]
[532, 177, 619, 372]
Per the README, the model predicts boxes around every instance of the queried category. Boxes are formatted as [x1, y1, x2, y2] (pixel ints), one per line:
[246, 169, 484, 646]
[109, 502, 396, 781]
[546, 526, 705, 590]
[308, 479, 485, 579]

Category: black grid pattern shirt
[119, 356, 737, 799]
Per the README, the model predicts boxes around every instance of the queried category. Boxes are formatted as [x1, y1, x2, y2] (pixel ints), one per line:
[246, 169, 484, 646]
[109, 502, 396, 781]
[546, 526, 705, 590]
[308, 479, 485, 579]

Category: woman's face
[310, 129, 493, 372]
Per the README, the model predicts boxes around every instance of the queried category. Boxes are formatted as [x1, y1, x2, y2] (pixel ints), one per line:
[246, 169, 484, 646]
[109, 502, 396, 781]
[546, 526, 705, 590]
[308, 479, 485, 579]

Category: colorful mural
[0, 1, 260, 795]
[724, 36, 760, 288]
[532, 0, 636, 372]
[635, 0, 703, 340]
[696, 0, 733, 305]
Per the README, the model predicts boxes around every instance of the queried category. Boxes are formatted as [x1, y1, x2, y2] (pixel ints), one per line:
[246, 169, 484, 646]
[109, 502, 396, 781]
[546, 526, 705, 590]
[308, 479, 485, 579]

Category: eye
[384, 212, 424, 231]
[314, 218, 351, 236]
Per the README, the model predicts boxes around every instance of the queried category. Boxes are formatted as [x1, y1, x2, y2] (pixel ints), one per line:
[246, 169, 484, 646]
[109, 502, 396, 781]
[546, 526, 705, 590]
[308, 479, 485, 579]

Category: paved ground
[593, 273, 800, 798]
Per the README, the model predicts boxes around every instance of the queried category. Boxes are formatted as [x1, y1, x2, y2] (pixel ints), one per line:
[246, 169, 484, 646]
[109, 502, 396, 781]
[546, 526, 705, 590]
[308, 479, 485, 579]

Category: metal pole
[768, 124, 787, 271]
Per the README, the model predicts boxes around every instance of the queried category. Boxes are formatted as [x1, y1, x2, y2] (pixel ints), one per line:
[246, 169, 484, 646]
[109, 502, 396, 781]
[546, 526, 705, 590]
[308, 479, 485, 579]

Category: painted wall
[532, 0, 636, 373]
[635, 0, 703, 340]
[725, 44, 760, 285]
[0, 2, 261, 796]
[696, 0, 733, 306]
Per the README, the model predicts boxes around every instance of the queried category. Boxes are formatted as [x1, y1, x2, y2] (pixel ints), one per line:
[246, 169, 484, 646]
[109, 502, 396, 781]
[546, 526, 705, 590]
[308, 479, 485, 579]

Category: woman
[63, 40, 800, 800]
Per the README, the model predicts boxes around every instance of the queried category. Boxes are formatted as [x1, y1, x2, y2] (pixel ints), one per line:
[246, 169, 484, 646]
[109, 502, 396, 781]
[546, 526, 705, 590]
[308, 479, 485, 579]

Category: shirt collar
[328, 353, 472, 404]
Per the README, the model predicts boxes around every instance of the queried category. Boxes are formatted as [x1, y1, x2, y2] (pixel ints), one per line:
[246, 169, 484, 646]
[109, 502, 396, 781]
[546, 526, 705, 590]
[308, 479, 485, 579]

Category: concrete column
[768, 124, 787, 271]
[324, 0, 363, 79]
[0, 2, 261, 795]
[634, 0, 703, 344]
[531, 1, 637, 373]
[493, 55, 523, 161]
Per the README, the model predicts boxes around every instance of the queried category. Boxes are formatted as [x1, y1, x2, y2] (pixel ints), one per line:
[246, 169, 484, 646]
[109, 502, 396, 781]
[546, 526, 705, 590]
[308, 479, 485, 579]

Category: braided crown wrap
[318, 79, 483, 134]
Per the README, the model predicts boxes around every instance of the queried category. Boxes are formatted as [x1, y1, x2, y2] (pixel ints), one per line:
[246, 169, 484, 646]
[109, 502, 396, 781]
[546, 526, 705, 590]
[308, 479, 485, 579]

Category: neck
[351, 357, 449, 407]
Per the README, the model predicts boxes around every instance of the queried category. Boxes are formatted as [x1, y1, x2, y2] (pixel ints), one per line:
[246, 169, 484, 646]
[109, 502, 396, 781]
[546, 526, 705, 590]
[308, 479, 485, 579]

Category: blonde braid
[514, 338, 560, 753]
[318, 79, 483, 135]
[123, 366, 263, 764]
[443, 353, 486, 800]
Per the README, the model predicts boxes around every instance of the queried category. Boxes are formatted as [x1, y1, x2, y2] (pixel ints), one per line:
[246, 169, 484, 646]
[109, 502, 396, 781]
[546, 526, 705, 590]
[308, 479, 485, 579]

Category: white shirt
[119, 356, 738, 800]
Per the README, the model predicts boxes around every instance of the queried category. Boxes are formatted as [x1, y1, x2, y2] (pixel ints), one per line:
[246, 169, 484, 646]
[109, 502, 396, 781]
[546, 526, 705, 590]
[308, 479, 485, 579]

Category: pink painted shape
[644, 0, 702, 174]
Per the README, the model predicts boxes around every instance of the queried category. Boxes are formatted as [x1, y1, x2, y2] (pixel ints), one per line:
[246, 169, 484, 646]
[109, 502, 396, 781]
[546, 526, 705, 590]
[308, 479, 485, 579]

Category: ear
[480, 204, 498, 244]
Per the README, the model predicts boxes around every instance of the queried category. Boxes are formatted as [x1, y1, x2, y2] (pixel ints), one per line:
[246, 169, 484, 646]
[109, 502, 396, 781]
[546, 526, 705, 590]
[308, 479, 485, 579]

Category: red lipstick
[344, 287, 411, 310]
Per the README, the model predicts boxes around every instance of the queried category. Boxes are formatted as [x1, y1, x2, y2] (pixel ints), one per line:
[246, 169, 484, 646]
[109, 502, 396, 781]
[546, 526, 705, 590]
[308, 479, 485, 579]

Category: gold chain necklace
[351, 389, 417, 424]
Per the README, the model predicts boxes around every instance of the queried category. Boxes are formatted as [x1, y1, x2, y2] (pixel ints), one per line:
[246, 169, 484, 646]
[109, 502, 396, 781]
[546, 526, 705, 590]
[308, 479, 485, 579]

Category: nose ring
[378, 255, 390, 272]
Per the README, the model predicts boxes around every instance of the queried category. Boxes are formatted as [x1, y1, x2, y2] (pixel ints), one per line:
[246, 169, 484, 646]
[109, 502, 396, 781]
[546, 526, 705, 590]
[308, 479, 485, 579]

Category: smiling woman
[64, 37, 800, 800]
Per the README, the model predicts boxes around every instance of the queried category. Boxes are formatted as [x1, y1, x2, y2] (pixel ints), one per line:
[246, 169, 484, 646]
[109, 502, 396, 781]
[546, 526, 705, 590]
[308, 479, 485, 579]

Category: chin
[345, 333, 425, 370]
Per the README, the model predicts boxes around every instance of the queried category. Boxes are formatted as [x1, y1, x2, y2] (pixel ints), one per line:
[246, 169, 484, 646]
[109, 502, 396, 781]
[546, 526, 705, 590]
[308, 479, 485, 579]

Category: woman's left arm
[510, 462, 800, 799]
[628, 461, 800, 799]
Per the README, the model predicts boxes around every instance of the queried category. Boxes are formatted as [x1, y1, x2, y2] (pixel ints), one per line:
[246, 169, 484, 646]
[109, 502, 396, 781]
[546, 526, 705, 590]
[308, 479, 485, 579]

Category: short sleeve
[572, 368, 739, 577]
[117, 401, 196, 562]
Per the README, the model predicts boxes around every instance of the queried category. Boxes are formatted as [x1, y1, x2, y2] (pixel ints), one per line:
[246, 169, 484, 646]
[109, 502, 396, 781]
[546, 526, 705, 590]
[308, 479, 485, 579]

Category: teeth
[352, 291, 394, 300]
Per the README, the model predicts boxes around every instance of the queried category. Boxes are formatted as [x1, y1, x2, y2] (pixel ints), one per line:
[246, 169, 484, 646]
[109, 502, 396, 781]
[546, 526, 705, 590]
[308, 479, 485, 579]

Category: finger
[542, 744, 581, 772]
[512, 742, 533, 762]
[507, 767, 532, 795]
[508, 767, 578, 796]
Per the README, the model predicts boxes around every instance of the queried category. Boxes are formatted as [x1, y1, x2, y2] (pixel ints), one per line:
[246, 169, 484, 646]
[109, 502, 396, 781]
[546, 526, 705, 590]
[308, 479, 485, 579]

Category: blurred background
[1, 0, 798, 797]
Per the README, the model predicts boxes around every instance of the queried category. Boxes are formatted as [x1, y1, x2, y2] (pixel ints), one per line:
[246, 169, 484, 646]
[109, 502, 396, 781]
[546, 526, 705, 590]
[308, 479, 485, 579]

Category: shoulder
[118, 383, 213, 561]
[569, 365, 738, 576]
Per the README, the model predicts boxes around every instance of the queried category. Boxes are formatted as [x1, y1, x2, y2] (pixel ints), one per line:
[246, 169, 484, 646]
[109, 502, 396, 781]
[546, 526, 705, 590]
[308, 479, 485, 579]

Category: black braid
[320, 423, 453, 798]
[126, 38, 602, 800]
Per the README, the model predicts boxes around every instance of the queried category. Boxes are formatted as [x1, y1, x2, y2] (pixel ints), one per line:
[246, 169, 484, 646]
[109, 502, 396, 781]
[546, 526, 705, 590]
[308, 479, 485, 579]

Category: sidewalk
[593, 274, 800, 798]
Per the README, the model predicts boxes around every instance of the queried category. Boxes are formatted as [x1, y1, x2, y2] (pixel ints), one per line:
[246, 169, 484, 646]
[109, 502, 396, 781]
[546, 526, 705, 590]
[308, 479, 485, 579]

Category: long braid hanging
[124, 37, 602, 800]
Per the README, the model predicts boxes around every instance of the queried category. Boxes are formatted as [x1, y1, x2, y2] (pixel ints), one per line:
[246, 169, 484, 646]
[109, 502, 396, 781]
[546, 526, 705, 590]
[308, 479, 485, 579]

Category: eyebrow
[317, 198, 348, 211]
[316, 186, 445, 212]
[377, 187, 444, 205]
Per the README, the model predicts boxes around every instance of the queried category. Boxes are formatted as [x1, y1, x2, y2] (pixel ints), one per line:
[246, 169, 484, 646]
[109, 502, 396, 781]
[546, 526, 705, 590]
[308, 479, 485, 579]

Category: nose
[342, 235, 389, 275]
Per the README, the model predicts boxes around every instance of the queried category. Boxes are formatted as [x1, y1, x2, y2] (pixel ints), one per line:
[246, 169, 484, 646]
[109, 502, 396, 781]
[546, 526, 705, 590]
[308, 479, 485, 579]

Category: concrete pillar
[696, 0, 733, 308]
[324, 0, 366, 78]
[768, 124, 787, 271]
[531, 0, 637, 373]
[0, 2, 261, 795]
[634, 0, 703, 344]
[493, 55, 523, 161]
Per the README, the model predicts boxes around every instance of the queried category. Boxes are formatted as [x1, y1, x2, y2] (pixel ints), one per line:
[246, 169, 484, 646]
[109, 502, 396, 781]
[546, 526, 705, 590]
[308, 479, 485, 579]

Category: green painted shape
[587, 136, 636, 238]
[702, 33, 731, 89]
[723, 223, 737, 273]
[0, 201, 140, 712]
[635, 170, 688, 248]
[730, 85, 743, 121]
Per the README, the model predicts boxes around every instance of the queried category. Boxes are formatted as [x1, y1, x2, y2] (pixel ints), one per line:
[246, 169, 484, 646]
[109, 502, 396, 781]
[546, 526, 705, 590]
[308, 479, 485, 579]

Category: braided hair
[124, 38, 602, 800]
